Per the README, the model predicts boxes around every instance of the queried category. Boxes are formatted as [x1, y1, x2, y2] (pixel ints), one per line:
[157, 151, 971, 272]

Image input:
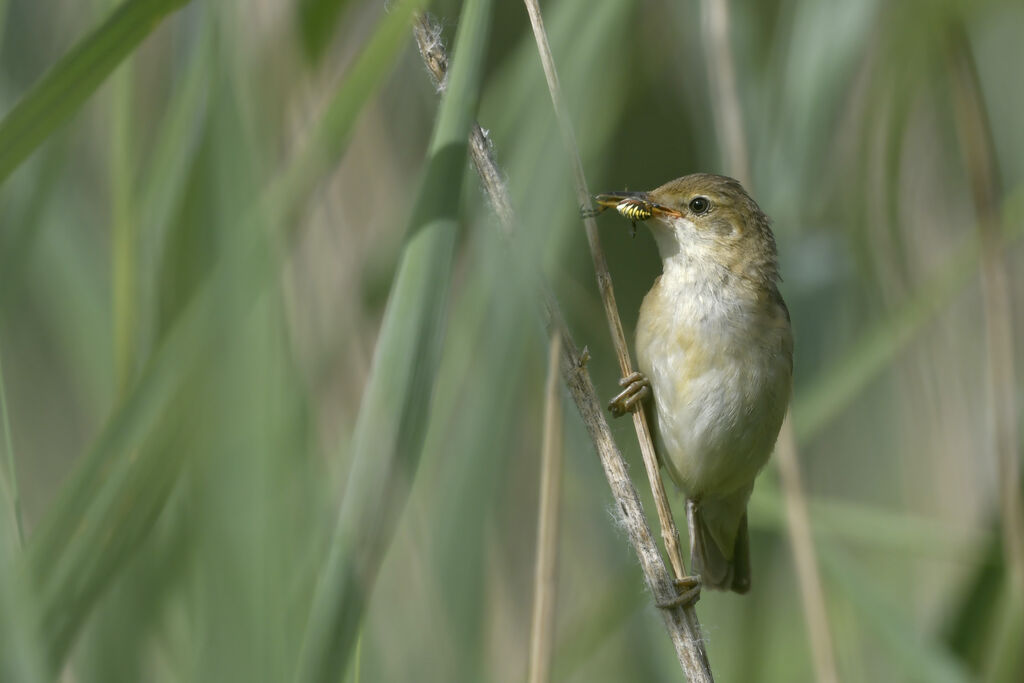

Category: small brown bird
[592, 173, 793, 596]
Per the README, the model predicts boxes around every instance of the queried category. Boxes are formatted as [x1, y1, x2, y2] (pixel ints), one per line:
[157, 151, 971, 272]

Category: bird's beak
[592, 191, 650, 210]
[581, 191, 682, 221]
[580, 191, 651, 220]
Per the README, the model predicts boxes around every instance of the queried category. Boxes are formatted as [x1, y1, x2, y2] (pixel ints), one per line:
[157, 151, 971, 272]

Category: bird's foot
[608, 371, 651, 417]
[656, 575, 702, 609]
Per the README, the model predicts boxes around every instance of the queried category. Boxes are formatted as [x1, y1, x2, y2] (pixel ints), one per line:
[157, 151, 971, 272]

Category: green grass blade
[295, 1, 494, 680]
[134, 17, 213, 364]
[24, 271, 211, 668]
[0, 0, 191, 185]
[0, 434, 43, 683]
[0, 345, 23, 546]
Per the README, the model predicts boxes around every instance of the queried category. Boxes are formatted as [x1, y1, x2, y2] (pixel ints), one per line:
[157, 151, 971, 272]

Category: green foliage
[296, 0, 492, 679]
[0, 0, 191, 184]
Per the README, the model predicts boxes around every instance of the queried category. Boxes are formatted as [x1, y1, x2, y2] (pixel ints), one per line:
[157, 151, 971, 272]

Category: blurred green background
[0, 0, 1022, 681]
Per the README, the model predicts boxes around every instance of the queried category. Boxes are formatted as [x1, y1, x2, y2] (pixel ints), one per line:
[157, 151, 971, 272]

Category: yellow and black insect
[615, 197, 653, 223]
[581, 193, 656, 237]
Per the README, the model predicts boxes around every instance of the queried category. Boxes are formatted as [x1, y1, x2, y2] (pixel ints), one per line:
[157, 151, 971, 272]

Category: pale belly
[636, 289, 792, 500]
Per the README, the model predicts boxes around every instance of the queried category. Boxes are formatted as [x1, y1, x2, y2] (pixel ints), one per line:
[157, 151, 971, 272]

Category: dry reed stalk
[775, 417, 840, 683]
[519, 2, 715, 678]
[699, 1, 839, 679]
[414, 13, 714, 681]
[520, 0, 692, 600]
[413, 15, 514, 232]
[700, 0, 749, 184]
[527, 334, 564, 683]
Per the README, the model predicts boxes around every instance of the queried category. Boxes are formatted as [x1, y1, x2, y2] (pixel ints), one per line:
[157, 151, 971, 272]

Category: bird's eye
[688, 197, 710, 215]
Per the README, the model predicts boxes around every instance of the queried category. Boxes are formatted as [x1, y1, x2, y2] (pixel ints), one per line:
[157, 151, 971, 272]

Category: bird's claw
[656, 575, 702, 609]
[608, 371, 651, 417]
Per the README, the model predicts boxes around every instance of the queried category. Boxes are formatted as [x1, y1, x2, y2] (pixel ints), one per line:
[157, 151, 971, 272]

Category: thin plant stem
[948, 29, 1024, 601]
[413, 14, 513, 232]
[700, 0, 749, 183]
[527, 333, 564, 683]
[521, 0, 691, 605]
[699, 1, 839, 679]
[0, 345, 24, 546]
[556, 341, 713, 680]
[776, 417, 840, 683]
[415, 11, 713, 681]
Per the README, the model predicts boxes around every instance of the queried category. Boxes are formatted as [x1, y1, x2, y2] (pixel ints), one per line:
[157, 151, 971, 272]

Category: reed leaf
[0, 0, 191, 185]
[295, 0, 494, 680]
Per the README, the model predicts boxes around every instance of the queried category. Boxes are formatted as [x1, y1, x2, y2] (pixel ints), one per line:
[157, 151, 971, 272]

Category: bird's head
[591, 173, 780, 289]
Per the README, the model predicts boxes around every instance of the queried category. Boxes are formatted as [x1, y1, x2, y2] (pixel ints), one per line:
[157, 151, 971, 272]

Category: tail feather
[729, 514, 751, 593]
[688, 497, 752, 594]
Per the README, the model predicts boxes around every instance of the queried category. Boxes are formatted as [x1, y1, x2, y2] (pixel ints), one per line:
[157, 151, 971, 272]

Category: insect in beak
[581, 191, 678, 238]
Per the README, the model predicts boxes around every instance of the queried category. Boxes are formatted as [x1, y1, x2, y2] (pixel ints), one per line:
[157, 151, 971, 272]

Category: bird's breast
[635, 267, 792, 499]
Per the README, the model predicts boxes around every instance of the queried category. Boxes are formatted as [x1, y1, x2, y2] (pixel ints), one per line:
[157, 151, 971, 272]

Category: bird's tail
[687, 495, 751, 594]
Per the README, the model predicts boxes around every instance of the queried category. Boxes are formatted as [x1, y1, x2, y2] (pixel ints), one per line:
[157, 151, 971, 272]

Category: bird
[589, 173, 793, 598]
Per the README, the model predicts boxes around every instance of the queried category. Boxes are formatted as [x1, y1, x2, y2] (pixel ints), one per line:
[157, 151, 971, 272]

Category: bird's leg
[647, 497, 704, 610]
[652, 500, 705, 607]
[652, 501, 704, 608]
[686, 499, 701, 562]
[610, 373, 699, 606]
[607, 370, 651, 417]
